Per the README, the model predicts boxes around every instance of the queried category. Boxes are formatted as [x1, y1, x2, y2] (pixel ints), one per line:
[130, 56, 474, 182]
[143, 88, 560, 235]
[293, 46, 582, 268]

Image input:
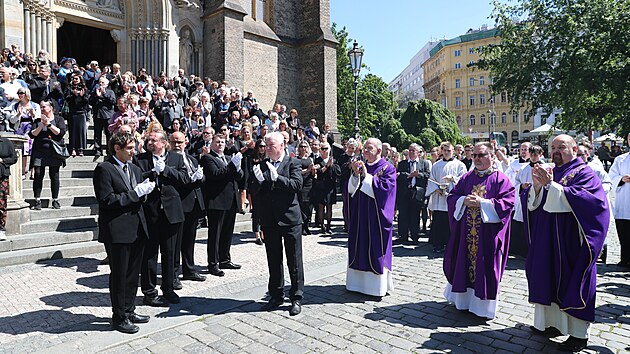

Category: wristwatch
[47, 123, 52, 128]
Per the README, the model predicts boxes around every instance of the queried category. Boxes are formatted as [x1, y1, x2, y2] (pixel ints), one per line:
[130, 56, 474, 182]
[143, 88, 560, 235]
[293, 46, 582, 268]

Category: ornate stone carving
[110, 29, 123, 43]
[174, 0, 201, 10]
[95, 0, 121, 12]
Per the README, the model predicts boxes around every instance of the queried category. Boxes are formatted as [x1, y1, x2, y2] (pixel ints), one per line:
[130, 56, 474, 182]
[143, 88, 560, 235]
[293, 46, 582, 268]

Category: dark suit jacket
[88, 88, 116, 120]
[178, 152, 205, 213]
[93, 157, 148, 243]
[397, 159, 430, 202]
[201, 150, 243, 210]
[248, 155, 303, 228]
[133, 151, 189, 225]
[28, 77, 63, 106]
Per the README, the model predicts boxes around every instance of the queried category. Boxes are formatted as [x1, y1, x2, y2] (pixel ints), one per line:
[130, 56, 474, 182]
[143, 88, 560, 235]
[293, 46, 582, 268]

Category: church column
[45, 18, 52, 54]
[193, 42, 202, 76]
[29, 12, 36, 54]
[40, 17, 47, 54]
[35, 13, 41, 53]
[23, 8, 31, 55]
[161, 31, 168, 73]
[130, 29, 137, 73]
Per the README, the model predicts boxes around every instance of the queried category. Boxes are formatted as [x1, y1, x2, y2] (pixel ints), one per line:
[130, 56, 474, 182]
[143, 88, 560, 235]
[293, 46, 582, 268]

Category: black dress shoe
[208, 266, 225, 277]
[162, 292, 180, 304]
[558, 336, 588, 352]
[173, 277, 183, 290]
[182, 272, 206, 281]
[261, 298, 284, 311]
[128, 312, 150, 324]
[219, 261, 241, 270]
[529, 325, 562, 337]
[143, 295, 168, 307]
[112, 318, 139, 334]
[304, 228, 311, 235]
[289, 300, 302, 316]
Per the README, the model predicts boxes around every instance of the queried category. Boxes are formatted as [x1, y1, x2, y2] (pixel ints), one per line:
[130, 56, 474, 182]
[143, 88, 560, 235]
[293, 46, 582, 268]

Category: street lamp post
[348, 40, 363, 139]
[488, 97, 496, 140]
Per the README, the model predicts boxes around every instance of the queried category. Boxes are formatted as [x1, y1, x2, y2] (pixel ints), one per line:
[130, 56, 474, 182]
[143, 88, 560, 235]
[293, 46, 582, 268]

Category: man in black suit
[169, 132, 207, 284]
[201, 133, 243, 277]
[133, 130, 189, 306]
[250, 132, 304, 316]
[89, 76, 116, 156]
[396, 143, 430, 244]
[93, 132, 155, 333]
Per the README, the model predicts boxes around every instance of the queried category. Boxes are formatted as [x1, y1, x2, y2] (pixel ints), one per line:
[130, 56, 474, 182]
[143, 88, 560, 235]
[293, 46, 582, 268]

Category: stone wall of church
[242, 34, 278, 110]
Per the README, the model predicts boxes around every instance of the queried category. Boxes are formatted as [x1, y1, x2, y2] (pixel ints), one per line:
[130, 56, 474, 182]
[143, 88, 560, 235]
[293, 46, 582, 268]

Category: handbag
[51, 139, 70, 160]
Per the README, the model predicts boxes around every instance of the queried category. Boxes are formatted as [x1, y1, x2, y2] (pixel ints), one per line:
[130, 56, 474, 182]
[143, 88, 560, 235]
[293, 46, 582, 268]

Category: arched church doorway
[57, 21, 116, 67]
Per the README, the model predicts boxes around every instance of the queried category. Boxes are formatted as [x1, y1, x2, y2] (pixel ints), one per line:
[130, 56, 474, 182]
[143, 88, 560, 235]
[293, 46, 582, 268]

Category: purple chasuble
[347, 158, 397, 274]
[521, 158, 609, 322]
[444, 170, 515, 300]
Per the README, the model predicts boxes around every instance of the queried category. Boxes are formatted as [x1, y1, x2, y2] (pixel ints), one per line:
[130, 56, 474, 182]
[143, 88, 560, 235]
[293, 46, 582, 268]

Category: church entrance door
[57, 21, 116, 66]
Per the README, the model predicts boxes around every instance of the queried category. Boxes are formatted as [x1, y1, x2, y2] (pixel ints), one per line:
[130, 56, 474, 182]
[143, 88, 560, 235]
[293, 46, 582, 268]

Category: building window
[491, 113, 496, 124]
[470, 95, 475, 106]
[479, 76, 485, 85]
[480, 114, 486, 125]
[454, 49, 461, 57]
[455, 96, 461, 107]
[501, 112, 507, 124]
[479, 94, 485, 105]
[501, 92, 507, 103]
[441, 98, 446, 107]
[469, 47, 475, 54]
[469, 114, 476, 126]
[246, 0, 267, 21]
[524, 111, 530, 123]
[541, 115, 548, 125]
[469, 78, 475, 87]
[469, 60, 475, 66]
[455, 79, 460, 88]
[512, 112, 518, 123]
[455, 63, 461, 69]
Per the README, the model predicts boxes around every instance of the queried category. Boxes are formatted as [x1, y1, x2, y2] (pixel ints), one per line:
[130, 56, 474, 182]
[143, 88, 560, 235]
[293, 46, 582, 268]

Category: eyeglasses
[202, 132, 212, 135]
[259, 145, 266, 148]
[471, 153, 489, 158]
[465, 149, 472, 152]
[321, 147, 329, 150]
[193, 114, 201, 117]
[28, 63, 37, 67]
[17, 92, 25, 95]
[299, 145, 308, 148]
[577, 153, 584, 156]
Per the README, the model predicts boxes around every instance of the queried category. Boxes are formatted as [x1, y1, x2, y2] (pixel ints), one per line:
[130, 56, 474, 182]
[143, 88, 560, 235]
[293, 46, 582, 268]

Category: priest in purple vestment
[444, 142, 515, 319]
[346, 138, 397, 296]
[522, 134, 609, 353]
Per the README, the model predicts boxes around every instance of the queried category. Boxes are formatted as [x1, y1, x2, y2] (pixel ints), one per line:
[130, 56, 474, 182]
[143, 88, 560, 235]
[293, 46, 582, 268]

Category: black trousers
[509, 218, 528, 258]
[33, 165, 60, 199]
[175, 202, 203, 277]
[429, 210, 450, 248]
[141, 218, 180, 297]
[207, 208, 237, 267]
[93, 118, 109, 153]
[263, 224, 304, 301]
[300, 200, 313, 232]
[397, 192, 422, 241]
[109, 235, 144, 323]
[617, 219, 630, 265]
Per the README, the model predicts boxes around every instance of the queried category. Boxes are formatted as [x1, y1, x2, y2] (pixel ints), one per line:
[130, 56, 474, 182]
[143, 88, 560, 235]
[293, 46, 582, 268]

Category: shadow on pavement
[0, 310, 110, 335]
[76, 273, 110, 289]
[38, 256, 101, 274]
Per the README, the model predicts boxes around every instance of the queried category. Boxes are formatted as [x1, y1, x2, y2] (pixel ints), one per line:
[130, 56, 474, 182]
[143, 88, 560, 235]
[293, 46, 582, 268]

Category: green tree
[479, 0, 630, 134]
[332, 24, 397, 140]
[382, 99, 466, 149]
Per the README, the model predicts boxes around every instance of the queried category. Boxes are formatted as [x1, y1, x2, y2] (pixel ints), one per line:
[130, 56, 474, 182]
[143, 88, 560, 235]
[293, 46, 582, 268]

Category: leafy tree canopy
[479, 0, 630, 135]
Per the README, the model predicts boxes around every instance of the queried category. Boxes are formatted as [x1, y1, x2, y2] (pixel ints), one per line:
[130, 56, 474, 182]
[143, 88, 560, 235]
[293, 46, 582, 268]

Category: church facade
[0, 0, 338, 127]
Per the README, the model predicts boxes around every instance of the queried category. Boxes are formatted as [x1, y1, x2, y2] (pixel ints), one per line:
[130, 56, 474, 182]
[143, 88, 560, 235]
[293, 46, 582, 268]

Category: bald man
[522, 135, 609, 352]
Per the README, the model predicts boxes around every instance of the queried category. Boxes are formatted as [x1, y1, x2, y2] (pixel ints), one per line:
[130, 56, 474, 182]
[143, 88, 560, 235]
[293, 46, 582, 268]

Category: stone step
[25, 195, 97, 208]
[0, 239, 104, 267]
[0, 228, 97, 253]
[23, 177, 94, 189]
[59, 170, 94, 178]
[23, 185, 94, 199]
[20, 216, 98, 234]
[28, 205, 98, 221]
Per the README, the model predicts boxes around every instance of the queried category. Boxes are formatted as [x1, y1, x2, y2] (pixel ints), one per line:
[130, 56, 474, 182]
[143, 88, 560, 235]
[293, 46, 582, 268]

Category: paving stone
[147, 341, 186, 354]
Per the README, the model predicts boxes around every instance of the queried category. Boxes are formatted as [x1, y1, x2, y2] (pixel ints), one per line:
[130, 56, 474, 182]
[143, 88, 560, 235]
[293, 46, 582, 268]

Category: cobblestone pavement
[0, 213, 628, 353]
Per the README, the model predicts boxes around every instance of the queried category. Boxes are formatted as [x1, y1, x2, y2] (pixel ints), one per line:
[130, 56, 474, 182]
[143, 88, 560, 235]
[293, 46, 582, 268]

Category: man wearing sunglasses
[443, 141, 515, 320]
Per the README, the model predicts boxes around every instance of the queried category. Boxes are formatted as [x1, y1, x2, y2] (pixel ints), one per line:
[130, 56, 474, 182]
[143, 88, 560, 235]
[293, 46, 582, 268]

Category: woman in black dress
[235, 124, 255, 213]
[28, 100, 67, 210]
[64, 73, 88, 156]
[312, 141, 341, 234]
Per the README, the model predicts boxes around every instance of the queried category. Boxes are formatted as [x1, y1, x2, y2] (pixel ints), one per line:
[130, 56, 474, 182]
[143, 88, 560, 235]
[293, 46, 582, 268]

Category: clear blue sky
[330, 0, 496, 83]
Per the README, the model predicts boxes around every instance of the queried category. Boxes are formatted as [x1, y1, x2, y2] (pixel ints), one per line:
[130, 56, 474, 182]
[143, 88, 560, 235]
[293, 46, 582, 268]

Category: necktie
[182, 153, 193, 175]
[122, 164, 131, 185]
[221, 155, 227, 165]
[409, 160, 416, 188]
